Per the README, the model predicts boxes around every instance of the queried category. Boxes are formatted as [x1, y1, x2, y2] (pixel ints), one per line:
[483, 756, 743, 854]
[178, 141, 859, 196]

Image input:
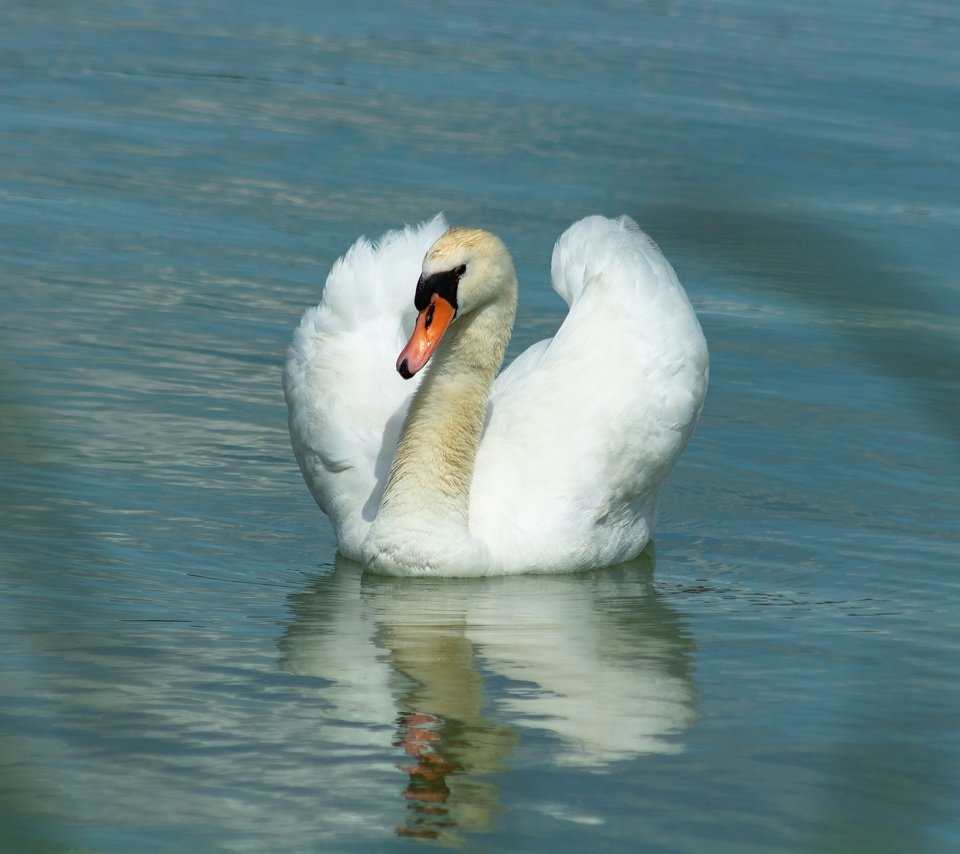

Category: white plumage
[284, 214, 708, 576]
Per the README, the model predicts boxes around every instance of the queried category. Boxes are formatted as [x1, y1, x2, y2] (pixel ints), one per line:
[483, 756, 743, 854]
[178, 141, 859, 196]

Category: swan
[283, 214, 708, 576]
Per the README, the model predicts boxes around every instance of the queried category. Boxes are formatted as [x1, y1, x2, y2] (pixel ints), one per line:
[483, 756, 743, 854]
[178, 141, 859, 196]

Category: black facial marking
[414, 264, 466, 312]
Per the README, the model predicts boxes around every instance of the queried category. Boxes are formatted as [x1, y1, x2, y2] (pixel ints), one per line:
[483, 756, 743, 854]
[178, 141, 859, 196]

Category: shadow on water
[633, 199, 956, 849]
[0, 359, 107, 853]
[279, 549, 697, 844]
[635, 202, 960, 445]
[812, 722, 950, 852]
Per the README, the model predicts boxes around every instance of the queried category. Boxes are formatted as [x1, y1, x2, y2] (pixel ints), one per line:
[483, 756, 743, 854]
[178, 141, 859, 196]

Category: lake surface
[2, 0, 959, 850]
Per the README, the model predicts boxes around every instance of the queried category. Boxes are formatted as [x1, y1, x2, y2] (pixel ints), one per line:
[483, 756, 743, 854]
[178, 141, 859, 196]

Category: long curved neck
[365, 282, 516, 573]
[383, 294, 515, 524]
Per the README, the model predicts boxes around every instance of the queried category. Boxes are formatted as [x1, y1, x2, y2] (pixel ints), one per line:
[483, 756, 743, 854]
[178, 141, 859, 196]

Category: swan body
[284, 215, 708, 576]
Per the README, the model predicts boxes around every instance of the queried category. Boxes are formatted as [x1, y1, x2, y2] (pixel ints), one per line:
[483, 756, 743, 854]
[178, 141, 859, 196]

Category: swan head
[397, 227, 516, 379]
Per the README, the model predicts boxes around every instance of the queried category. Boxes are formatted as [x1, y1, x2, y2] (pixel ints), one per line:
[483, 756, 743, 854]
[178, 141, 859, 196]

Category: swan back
[470, 215, 708, 573]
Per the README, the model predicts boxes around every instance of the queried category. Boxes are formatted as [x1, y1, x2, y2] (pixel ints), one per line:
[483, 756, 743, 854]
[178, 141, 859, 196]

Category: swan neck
[387, 295, 513, 517]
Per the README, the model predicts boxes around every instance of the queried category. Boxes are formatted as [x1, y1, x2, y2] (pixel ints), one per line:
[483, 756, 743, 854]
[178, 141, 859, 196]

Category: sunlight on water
[1, 0, 958, 850]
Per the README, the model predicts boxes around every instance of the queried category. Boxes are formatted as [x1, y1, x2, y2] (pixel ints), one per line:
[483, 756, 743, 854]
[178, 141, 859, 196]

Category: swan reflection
[279, 548, 695, 841]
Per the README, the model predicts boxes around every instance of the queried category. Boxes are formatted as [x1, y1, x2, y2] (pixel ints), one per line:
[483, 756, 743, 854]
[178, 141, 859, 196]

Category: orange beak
[396, 294, 456, 379]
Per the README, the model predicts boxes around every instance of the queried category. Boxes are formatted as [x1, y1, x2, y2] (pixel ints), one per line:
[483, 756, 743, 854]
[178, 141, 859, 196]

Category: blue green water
[2, 1, 958, 850]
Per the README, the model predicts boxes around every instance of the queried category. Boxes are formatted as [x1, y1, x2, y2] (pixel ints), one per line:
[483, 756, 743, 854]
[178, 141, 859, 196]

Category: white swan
[284, 215, 708, 576]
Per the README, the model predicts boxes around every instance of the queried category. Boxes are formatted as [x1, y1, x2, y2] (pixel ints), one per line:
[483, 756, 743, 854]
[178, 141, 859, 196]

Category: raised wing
[469, 216, 709, 572]
[283, 216, 448, 557]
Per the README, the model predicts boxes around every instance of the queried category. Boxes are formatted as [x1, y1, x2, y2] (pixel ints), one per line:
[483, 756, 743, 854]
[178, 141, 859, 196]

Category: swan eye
[424, 302, 436, 329]
[454, 264, 466, 278]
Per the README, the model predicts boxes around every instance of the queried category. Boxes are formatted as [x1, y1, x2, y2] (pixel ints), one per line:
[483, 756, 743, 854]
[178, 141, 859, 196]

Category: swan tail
[550, 214, 671, 306]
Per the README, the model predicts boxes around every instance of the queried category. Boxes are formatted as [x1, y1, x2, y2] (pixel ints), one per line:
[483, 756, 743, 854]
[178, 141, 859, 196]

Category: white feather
[471, 215, 709, 572]
[283, 215, 448, 555]
[284, 215, 708, 575]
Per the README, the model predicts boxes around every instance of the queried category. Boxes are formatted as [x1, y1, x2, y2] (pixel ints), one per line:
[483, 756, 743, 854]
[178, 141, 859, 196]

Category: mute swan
[284, 215, 708, 576]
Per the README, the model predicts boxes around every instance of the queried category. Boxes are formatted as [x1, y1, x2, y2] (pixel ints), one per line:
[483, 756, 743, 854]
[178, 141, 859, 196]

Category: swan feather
[284, 214, 708, 575]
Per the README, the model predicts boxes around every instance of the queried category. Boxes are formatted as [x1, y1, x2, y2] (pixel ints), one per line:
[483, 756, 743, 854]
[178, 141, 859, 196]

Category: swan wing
[471, 215, 709, 572]
[283, 216, 448, 557]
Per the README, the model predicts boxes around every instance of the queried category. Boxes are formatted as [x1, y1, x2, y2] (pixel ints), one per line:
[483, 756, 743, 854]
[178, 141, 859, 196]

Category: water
[2, 0, 958, 850]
